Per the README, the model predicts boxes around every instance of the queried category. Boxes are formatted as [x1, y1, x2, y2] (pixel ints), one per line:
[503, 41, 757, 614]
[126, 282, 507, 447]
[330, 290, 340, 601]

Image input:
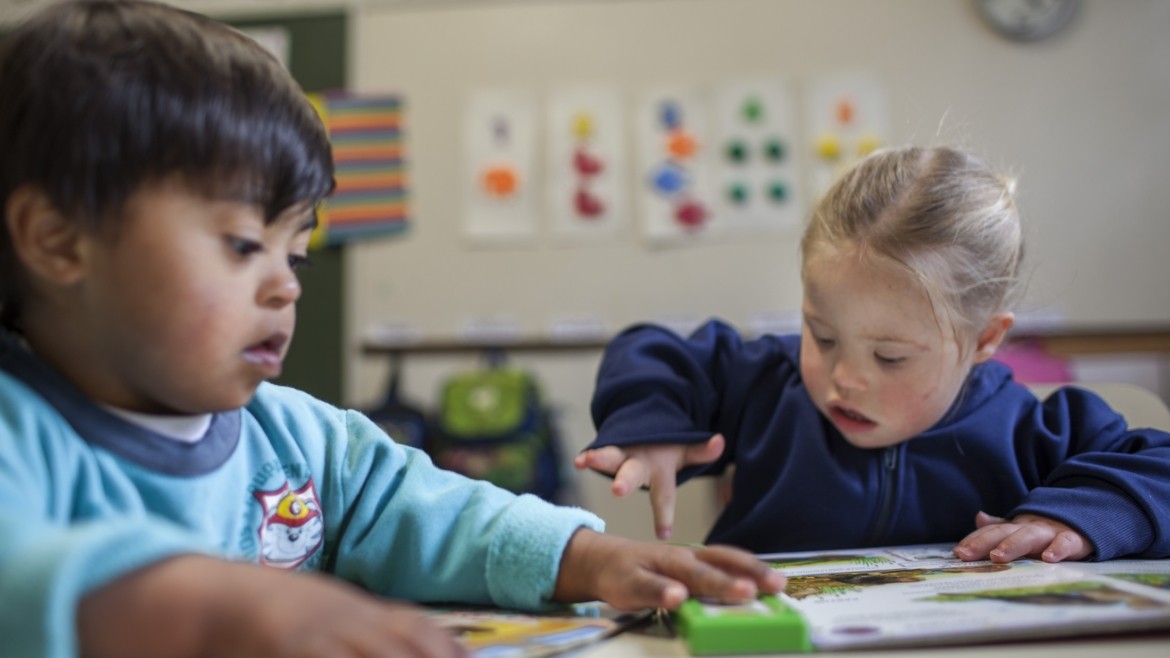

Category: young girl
[575, 145, 1170, 564]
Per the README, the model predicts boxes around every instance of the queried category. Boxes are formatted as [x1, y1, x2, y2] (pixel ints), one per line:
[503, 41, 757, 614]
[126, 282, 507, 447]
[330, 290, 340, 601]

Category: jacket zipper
[867, 445, 900, 545]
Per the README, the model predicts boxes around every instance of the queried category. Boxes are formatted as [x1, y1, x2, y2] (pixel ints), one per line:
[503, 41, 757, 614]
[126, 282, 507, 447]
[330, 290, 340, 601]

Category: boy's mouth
[242, 333, 289, 371]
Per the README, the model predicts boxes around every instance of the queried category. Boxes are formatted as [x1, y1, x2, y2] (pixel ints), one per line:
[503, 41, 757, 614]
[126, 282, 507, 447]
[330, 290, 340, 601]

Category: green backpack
[432, 367, 562, 501]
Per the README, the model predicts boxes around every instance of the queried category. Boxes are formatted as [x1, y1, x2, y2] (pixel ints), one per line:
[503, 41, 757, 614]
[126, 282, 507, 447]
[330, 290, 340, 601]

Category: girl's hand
[953, 511, 1093, 563]
[553, 529, 785, 611]
[573, 434, 726, 540]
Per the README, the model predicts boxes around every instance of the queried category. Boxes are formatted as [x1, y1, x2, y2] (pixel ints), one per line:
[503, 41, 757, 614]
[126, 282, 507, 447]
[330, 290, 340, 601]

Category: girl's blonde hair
[800, 146, 1023, 350]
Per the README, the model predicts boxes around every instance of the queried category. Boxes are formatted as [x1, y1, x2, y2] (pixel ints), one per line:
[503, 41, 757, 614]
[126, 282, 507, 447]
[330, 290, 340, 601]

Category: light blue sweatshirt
[0, 334, 603, 657]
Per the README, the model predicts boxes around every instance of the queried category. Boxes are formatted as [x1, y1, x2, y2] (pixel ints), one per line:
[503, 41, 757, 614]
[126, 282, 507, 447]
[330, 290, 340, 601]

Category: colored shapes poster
[713, 79, 804, 233]
[805, 73, 890, 200]
[545, 86, 628, 242]
[464, 89, 538, 243]
[635, 87, 718, 245]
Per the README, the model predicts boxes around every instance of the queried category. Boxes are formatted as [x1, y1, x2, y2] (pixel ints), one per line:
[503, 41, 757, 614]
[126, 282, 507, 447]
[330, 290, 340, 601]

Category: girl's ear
[5, 186, 88, 286]
[973, 312, 1015, 364]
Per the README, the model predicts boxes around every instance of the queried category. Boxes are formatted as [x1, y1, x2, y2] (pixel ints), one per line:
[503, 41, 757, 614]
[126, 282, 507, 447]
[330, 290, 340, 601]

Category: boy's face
[799, 242, 977, 449]
[73, 180, 314, 414]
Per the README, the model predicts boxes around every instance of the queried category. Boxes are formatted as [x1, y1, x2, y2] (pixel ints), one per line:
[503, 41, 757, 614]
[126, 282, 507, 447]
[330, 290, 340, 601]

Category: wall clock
[976, 0, 1081, 42]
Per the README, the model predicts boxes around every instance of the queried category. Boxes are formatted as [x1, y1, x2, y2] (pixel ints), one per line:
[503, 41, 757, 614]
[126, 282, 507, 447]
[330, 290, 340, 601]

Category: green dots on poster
[728, 183, 749, 205]
[726, 140, 748, 164]
[768, 181, 788, 203]
[741, 97, 763, 123]
[763, 139, 786, 163]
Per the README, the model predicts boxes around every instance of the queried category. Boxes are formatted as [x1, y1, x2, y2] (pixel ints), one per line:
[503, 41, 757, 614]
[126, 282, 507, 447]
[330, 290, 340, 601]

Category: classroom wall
[342, 0, 1170, 542]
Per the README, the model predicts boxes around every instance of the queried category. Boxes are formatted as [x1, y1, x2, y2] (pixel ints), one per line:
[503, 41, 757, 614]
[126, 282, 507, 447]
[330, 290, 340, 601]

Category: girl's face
[799, 242, 988, 449]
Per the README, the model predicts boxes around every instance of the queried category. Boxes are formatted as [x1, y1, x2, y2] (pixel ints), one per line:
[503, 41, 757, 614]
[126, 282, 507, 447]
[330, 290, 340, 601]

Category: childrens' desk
[579, 622, 1170, 657]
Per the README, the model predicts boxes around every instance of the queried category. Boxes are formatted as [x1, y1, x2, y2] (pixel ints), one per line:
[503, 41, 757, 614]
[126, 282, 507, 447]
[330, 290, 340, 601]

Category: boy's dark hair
[0, 0, 335, 330]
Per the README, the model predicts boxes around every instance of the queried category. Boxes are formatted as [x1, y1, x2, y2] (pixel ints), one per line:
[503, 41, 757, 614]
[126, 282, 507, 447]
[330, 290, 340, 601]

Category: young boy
[0, 2, 783, 657]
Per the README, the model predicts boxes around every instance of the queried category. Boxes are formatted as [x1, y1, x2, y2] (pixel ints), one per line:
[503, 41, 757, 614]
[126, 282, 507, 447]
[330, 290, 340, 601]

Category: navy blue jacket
[588, 320, 1170, 560]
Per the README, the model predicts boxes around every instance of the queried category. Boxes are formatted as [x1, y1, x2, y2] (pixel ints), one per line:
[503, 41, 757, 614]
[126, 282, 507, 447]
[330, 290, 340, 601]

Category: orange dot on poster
[667, 130, 698, 160]
[482, 166, 519, 197]
[835, 99, 855, 126]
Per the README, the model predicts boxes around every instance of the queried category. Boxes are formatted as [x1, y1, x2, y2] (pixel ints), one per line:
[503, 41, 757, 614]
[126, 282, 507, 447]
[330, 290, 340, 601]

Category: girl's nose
[831, 357, 868, 392]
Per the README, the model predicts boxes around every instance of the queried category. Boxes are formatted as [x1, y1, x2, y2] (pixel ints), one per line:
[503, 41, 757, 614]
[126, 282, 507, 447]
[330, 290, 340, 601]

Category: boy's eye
[815, 337, 835, 348]
[876, 354, 906, 366]
[288, 254, 312, 271]
[226, 236, 262, 257]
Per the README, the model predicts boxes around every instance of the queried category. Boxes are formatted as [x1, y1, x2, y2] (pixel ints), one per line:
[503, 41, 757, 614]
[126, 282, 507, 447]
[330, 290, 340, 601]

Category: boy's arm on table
[0, 499, 463, 658]
[77, 554, 464, 658]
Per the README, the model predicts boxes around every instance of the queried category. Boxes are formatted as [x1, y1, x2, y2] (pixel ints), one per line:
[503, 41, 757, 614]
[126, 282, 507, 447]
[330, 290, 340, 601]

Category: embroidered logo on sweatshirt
[253, 479, 324, 569]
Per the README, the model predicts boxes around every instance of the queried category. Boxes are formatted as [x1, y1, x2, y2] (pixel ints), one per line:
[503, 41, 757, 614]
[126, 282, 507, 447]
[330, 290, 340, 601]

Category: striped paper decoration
[309, 92, 408, 247]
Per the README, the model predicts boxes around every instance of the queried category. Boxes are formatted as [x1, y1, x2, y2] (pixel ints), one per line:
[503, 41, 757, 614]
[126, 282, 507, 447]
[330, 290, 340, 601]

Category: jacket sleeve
[588, 319, 796, 463]
[1009, 386, 1170, 560]
[323, 408, 603, 611]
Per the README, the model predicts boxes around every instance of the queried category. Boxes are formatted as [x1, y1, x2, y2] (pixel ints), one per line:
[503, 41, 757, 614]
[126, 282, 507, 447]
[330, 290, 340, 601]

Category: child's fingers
[612, 571, 690, 611]
[647, 468, 678, 540]
[954, 523, 1014, 561]
[682, 433, 726, 466]
[1040, 530, 1091, 563]
[663, 554, 758, 604]
[611, 456, 649, 497]
[988, 524, 1054, 563]
[974, 510, 1006, 528]
[573, 446, 627, 474]
[694, 545, 786, 594]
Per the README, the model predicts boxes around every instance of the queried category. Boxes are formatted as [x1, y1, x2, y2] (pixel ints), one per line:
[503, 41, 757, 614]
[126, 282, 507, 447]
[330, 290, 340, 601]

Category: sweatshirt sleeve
[1008, 386, 1170, 560]
[0, 511, 212, 658]
[0, 399, 214, 658]
[324, 409, 604, 611]
[589, 319, 797, 455]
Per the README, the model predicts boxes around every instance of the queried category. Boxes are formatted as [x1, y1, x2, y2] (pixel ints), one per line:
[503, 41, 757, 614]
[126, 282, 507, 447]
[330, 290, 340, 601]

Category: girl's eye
[288, 254, 312, 271]
[876, 354, 906, 366]
[226, 236, 262, 257]
[815, 337, 836, 348]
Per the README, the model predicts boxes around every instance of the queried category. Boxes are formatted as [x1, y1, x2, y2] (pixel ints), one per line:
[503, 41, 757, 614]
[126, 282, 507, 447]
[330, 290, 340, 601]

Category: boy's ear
[972, 312, 1015, 364]
[5, 185, 88, 285]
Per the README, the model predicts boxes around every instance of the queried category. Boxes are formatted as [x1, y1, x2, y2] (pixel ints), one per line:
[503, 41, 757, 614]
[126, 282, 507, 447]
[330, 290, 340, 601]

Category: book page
[759, 543, 1170, 650]
[429, 603, 651, 658]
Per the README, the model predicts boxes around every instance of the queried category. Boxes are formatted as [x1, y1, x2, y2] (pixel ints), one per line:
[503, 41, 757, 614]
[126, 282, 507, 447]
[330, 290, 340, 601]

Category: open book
[759, 543, 1170, 650]
[429, 602, 651, 658]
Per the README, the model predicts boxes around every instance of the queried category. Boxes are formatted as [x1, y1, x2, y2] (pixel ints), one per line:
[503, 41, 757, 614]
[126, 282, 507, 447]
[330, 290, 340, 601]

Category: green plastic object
[673, 595, 812, 655]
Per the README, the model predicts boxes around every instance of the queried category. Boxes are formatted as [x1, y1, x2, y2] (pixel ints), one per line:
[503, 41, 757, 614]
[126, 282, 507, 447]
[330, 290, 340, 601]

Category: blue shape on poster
[651, 162, 690, 196]
[659, 100, 682, 130]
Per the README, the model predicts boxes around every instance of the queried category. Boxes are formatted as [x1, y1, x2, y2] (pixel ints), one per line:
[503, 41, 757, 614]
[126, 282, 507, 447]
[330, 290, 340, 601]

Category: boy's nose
[260, 266, 302, 308]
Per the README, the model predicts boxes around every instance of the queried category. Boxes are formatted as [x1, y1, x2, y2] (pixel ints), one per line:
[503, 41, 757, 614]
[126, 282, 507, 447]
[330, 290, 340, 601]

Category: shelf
[360, 326, 1170, 358]
[361, 339, 608, 356]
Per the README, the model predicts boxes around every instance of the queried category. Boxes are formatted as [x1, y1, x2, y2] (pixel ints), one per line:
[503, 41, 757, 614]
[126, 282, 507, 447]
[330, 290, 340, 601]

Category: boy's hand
[79, 555, 467, 658]
[953, 511, 1093, 563]
[573, 434, 725, 540]
[553, 528, 785, 611]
